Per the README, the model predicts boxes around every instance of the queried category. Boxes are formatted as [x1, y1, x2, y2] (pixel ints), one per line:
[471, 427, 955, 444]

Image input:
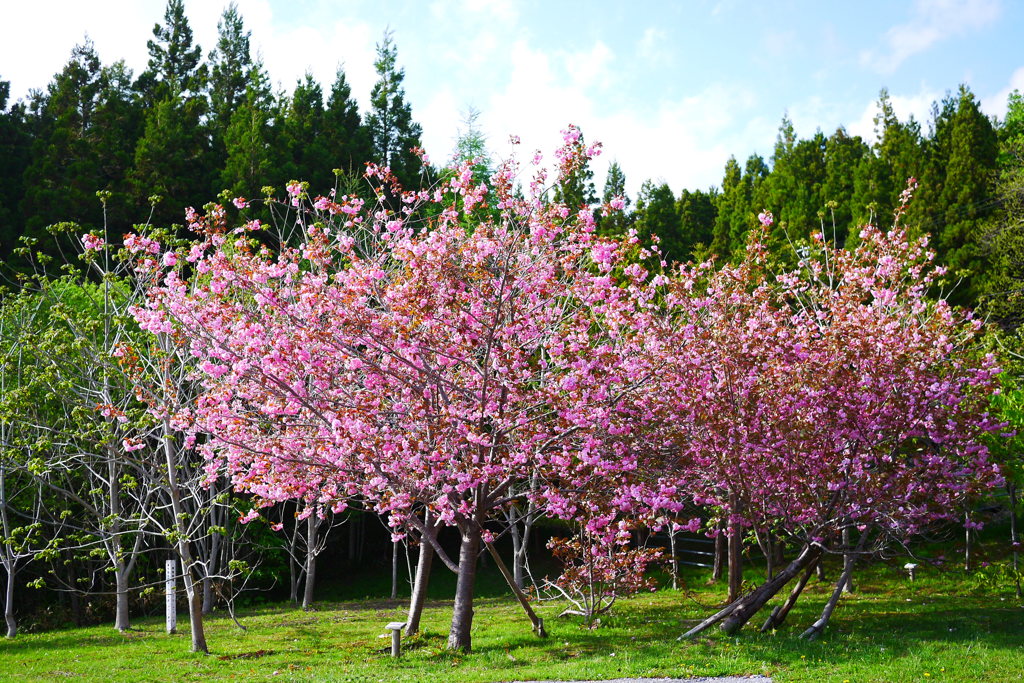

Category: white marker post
[165, 559, 177, 634]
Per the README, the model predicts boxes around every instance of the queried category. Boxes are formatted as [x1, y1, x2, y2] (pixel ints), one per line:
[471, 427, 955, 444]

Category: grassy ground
[1, 554, 1021, 682]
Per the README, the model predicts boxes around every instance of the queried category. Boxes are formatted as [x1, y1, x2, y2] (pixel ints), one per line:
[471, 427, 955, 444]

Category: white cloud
[848, 88, 941, 143]
[637, 27, 668, 64]
[981, 66, 1024, 120]
[860, 0, 1001, 74]
[0, 0, 154, 101]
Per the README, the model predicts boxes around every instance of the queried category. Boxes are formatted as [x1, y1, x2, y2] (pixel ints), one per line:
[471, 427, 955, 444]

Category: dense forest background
[2, 1, 1023, 321]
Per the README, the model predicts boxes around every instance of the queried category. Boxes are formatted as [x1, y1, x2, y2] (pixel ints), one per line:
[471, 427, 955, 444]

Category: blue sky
[2, 0, 1022, 195]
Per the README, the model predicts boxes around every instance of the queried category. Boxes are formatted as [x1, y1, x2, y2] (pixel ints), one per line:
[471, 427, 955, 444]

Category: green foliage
[139, 0, 206, 102]
[366, 31, 423, 189]
[207, 2, 252, 159]
[598, 161, 630, 237]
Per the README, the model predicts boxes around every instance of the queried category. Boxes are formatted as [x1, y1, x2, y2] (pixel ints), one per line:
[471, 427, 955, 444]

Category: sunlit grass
[1, 553, 1021, 682]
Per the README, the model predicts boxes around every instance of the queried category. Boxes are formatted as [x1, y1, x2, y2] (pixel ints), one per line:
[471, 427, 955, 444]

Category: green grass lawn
[1, 557, 1021, 682]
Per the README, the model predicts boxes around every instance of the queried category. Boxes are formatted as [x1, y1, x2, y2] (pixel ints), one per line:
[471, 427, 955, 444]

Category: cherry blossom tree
[132, 128, 673, 651]
[668, 199, 1002, 639]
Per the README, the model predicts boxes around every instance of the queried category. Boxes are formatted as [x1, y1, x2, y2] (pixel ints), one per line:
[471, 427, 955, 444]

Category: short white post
[165, 559, 177, 634]
[386, 621, 407, 657]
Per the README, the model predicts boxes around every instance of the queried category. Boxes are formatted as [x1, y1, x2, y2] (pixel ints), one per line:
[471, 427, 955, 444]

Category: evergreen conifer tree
[366, 31, 423, 188]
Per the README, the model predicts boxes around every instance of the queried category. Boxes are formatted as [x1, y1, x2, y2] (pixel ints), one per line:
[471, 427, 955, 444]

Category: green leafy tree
[980, 90, 1024, 328]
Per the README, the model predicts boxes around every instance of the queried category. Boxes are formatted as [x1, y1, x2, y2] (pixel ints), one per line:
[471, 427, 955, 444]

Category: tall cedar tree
[676, 188, 717, 261]
[633, 180, 679, 261]
[19, 42, 105, 263]
[323, 67, 371, 181]
[821, 127, 869, 246]
[132, 0, 211, 227]
[932, 86, 998, 306]
[0, 79, 32, 259]
[207, 2, 253, 173]
[851, 90, 923, 240]
[219, 63, 275, 198]
[366, 32, 423, 189]
[138, 0, 205, 103]
[598, 161, 631, 237]
[553, 130, 597, 210]
[279, 75, 332, 191]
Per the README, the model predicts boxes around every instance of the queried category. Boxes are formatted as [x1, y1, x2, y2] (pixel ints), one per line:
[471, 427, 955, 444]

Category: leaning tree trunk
[447, 524, 481, 652]
[720, 543, 821, 635]
[760, 557, 818, 632]
[485, 541, 547, 637]
[800, 557, 856, 640]
[681, 542, 821, 640]
[406, 516, 437, 636]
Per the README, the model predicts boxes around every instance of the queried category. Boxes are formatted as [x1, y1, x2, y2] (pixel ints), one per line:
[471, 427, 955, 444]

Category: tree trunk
[161, 415, 207, 653]
[510, 520, 525, 590]
[447, 525, 481, 652]
[4, 563, 16, 638]
[815, 559, 827, 581]
[288, 505, 300, 605]
[680, 543, 821, 640]
[202, 576, 214, 616]
[406, 517, 437, 636]
[391, 539, 399, 600]
[669, 529, 679, 590]
[800, 558, 855, 640]
[114, 563, 131, 631]
[727, 497, 743, 602]
[67, 551, 82, 627]
[842, 527, 855, 594]
[965, 511, 974, 572]
[1009, 482, 1021, 599]
[302, 513, 318, 611]
[182, 560, 207, 653]
[760, 557, 818, 632]
[719, 543, 821, 636]
[711, 524, 726, 582]
[484, 541, 547, 637]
